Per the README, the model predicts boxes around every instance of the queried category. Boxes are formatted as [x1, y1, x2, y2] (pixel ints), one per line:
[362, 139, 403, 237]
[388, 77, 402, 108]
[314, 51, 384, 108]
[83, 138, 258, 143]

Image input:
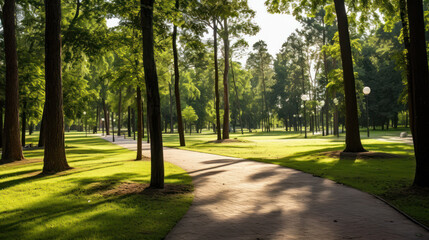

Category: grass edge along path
[0, 132, 193, 240]
[162, 131, 429, 227]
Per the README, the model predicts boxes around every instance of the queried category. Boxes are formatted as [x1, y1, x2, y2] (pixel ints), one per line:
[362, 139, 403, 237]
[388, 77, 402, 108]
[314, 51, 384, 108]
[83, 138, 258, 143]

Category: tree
[182, 105, 198, 134]
[0, 0, 24, 163]
[407, 0, 429, 187]
[43, 0, 70, 173]
[141, 0, 164, 189]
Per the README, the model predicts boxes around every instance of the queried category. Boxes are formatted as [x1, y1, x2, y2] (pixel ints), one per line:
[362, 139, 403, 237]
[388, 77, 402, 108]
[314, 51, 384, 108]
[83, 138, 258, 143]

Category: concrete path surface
[102, 135, 428, 240]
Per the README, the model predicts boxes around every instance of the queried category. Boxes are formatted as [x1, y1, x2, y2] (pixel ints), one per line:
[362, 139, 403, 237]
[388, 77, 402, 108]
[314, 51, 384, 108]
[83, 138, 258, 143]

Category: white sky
[106, 0, 301, 64]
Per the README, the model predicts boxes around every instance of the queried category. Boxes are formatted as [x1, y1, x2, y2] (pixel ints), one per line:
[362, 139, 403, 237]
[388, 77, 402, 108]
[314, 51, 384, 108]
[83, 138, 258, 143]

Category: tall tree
[407, 0, 429, 187]
[141, 0, 164, 189]
[172, 0, 186, 146]
[0, 0, 24, 163]
[43, 0, 69, 173]
[213, 18, 221, 140]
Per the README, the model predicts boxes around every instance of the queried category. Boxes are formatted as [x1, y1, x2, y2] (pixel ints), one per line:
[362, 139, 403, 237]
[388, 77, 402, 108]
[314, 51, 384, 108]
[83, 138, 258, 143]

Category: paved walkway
[103, 135, 428, 240]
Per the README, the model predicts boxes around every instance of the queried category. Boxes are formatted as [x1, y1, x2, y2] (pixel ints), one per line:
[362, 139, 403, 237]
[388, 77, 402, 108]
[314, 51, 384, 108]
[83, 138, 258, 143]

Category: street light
[301, 94, 310, 138]
[83, 111, 87, 137]
[333, 98, 339, 138]
[363, 86, 371, 138]
[101, 117, 105, 136]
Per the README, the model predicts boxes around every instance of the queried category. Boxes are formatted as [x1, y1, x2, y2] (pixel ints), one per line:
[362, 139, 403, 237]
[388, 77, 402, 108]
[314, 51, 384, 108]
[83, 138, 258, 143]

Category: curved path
[103, 135, 428, 240]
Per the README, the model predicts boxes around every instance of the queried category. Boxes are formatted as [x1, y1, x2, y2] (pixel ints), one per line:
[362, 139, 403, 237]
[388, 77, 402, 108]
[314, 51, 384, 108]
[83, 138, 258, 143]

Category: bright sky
[106, 0, 301, 64]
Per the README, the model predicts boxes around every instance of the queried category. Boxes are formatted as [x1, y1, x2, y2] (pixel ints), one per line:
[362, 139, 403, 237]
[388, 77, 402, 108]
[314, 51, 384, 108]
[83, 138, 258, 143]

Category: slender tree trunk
[222, 17, 230, 139]
[169, 81, 174, 133]
[136, 87, 143, 160]
[213, 18, 221, 141]
[118, 89, 122, 136]
[173, 0, 185, 146]
[1, 0, 24, 163]
[141, 0, 164, 188]
[128, 106, 132, 137]
[102, 98, 110, 135]
[43, 0, 69, 173]
[334, 0, 365, 152]
[96, 103, 99, 132]
[407, 0, 429, 187]
[21, 102, 26, 147]
[38, 104, 46, 147]
[142, 98, 145, 139]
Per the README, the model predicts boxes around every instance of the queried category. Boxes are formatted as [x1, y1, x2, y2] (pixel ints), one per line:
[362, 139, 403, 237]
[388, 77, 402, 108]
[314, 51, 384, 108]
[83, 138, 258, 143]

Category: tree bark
[334, 0, 365, 152]
[213, 18, 221, 140]
[136, 87, 143, 160]
[173, 0, 185, 146]
[0, 0, 24, 163]
[0, 102, 3, 148]
[169, 81, 174, 133]
[141, 0, 164, 189]
[222, 17, 230, 139]
[96, 103, 99, 132]
[43, 0, 69, 173]
[407, 0, 429, 187]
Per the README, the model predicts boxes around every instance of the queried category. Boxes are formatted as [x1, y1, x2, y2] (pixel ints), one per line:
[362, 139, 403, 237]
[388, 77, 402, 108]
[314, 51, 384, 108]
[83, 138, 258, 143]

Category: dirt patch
[101, 182, 193, 197]
[323, 150, 406, 159]
[208, 139, 248, 144]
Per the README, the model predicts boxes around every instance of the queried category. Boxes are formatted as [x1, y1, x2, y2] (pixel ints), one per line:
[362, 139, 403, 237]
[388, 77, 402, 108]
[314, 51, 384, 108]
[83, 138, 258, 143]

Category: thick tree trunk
[213, 18, 221, 141]
[136, 87, 143, 160]
[222, 17, 230, 139]
[128, 106, 132, 137]
[141, 0, 164, 189]
[407, 0, 429, 187]
[102, 98, 110, 135]
[334, 0, 365, 152]
[173, 0, 185, 146]
[1, 0, 24, 163]
[117, 89, 122, 136]
[21, 102, 26, 147]
[43, 0, 69, 173]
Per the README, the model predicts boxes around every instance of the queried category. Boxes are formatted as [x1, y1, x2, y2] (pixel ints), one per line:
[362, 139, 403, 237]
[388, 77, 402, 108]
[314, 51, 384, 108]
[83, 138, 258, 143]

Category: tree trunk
[169, 81, 174, 133]
[400, 0, 415, 137]
[141, 0, 164, 189]
[334, 0, 365, 152]
[38, 104, 46, 147]
[0, 102, 3, 148]
[173, 0, 185, 146]
[96, 103, 99, 132]
[136, 87, 143, 160]
[222, 17, 230, 139]
[407, 0, 429, 187]
[43, 0, 69, 173]
[102, 98, 110, 135]
[213, 18, 221, 141]
[21, 102, 26, 147]
[118, 89, 122, 136]
[0, 0, 24, 163]
[128, 106, 131, 137]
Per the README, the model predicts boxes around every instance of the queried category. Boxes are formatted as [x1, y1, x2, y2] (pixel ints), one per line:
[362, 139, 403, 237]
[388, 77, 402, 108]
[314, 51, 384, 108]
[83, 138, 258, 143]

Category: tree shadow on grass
[0, 172, 193, 240]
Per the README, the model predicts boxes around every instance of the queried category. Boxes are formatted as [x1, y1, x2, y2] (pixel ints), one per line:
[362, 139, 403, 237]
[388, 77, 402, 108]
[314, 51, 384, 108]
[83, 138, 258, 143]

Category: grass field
[163, 128, 429, 227]
[0, 132, 193, 240]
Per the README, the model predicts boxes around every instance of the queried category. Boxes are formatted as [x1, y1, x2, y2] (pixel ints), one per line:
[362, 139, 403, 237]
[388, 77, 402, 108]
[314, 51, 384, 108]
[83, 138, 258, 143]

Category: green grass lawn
[163, 128, 429, 227]
[0, 132, 193, 240]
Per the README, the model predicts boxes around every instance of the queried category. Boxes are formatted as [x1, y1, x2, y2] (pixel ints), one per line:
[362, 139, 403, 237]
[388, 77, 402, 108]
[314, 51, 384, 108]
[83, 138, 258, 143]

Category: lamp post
[301, 94, 310, 138]
[101, 118, 105, 136]
[83, 111, 87, 137]
[333, 98, 339, 138]
[363, 86, 371, 138]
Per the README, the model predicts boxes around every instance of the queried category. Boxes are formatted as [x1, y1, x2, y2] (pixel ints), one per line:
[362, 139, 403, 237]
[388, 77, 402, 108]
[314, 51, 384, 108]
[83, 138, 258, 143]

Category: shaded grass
[163, 130, 429, 227]
[0, 132, 193, 240]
